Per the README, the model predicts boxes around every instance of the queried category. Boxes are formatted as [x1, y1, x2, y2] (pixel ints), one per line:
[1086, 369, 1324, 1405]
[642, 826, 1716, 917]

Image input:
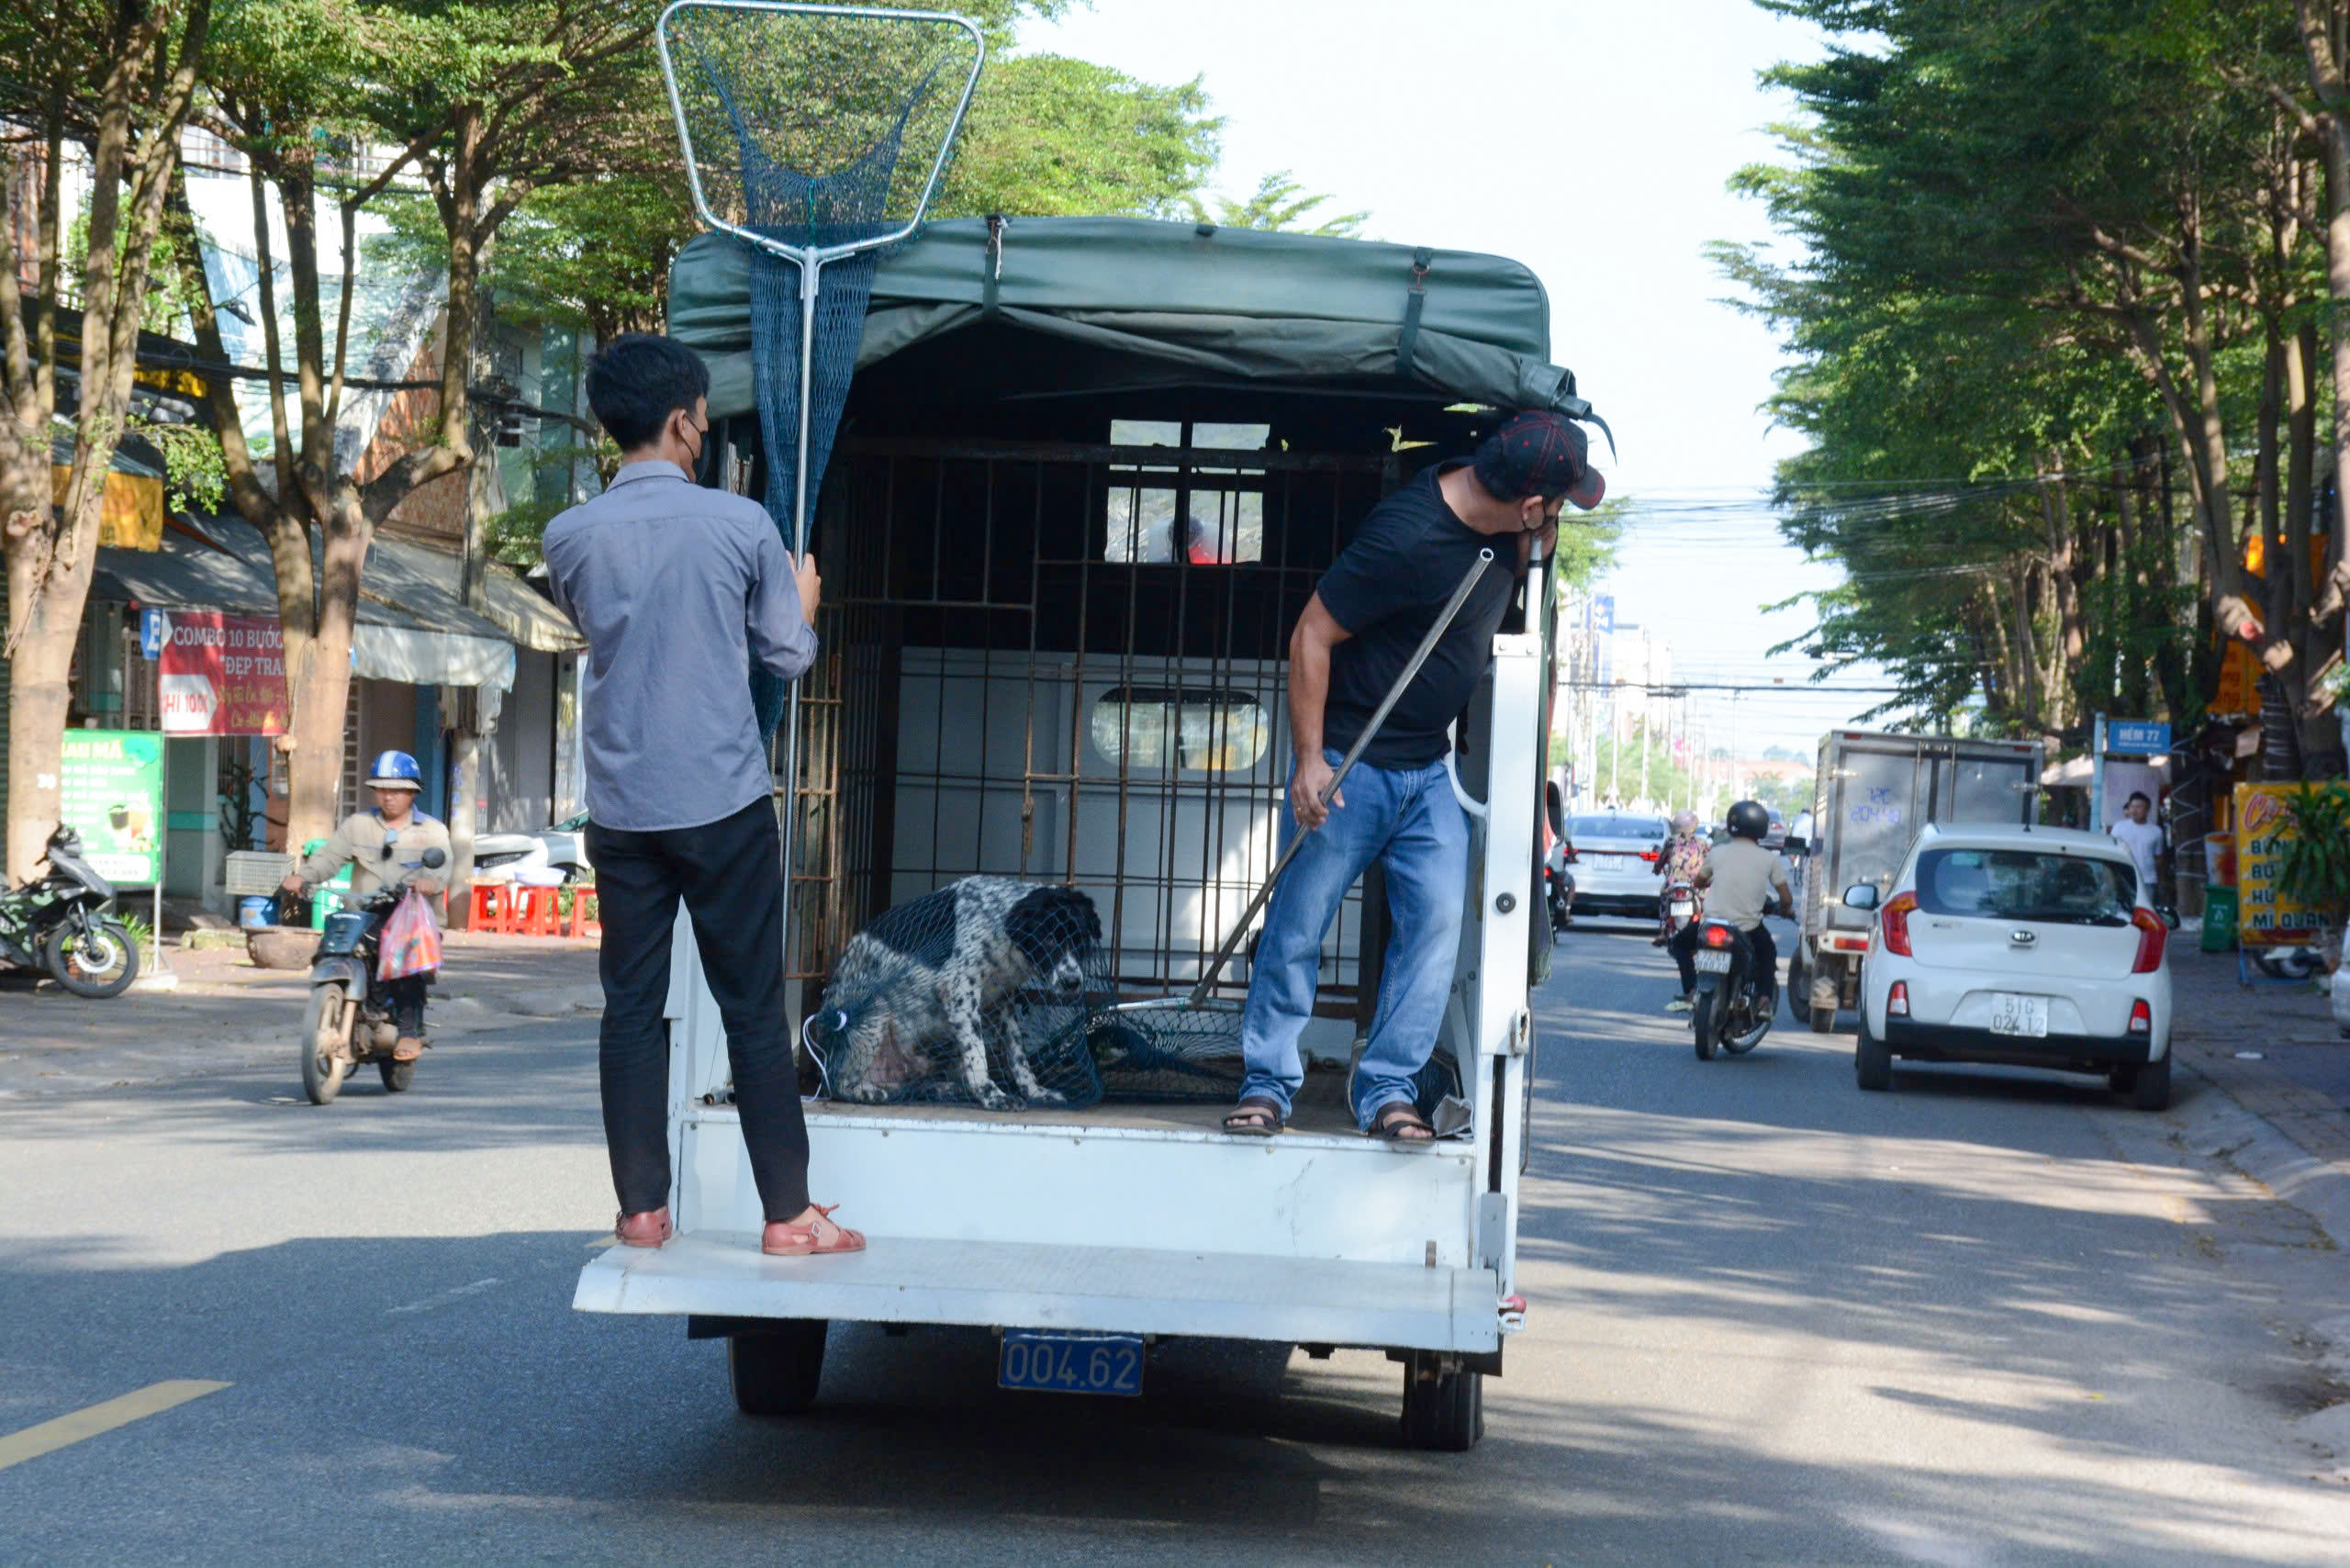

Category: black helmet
[1727, 800, 1771, 841]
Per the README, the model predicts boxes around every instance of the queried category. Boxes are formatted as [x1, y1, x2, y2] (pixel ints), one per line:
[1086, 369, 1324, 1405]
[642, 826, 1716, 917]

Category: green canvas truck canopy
[666, 216, 1593, 423]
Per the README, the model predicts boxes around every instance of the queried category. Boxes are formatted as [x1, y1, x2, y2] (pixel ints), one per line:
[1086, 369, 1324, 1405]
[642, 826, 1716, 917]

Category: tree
[170, 0, 664, 854]
[1729, 0, 2344, 771]
[1, 0, 210, 881]
[1186, 169, 1367, 238]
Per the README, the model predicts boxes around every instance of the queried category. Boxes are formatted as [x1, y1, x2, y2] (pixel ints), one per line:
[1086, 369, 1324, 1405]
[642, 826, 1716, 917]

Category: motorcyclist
[1666, 799, 1791, 1013]
[1651, 809, 1710, 946]
[280, 751, 452, 1063]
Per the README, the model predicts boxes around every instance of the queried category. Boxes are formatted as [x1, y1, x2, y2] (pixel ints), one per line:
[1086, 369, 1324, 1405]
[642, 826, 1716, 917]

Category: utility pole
[1729, 692, 1740, 802]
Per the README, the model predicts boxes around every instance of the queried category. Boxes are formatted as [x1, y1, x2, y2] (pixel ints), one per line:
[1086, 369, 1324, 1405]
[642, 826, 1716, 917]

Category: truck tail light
[1887, 980, 1909, 1018]
[2130, 908, 2166, 974]
[1880, 892, 1918, 957]
[2128, 998, 2152, 1035]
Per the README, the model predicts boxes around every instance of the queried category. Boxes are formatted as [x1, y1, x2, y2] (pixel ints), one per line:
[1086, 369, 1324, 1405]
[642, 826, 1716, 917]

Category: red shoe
[762, 1204, 867, 1257]
[615, 1207, 671, 1248]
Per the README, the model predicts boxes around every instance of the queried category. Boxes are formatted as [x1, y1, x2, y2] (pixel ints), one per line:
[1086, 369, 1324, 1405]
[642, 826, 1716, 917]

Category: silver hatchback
[1567, 813, 1670, 916]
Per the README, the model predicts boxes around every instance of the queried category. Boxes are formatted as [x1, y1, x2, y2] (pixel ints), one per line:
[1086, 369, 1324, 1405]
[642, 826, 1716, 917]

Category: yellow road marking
[0, 1380, 230, 1472]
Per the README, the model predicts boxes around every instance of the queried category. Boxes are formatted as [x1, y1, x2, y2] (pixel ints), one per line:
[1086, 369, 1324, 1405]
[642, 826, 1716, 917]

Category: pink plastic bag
[377, 888, 443, 981]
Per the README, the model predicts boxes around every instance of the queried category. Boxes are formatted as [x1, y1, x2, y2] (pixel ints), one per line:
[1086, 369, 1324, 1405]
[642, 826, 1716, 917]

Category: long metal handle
[1187, 547, 1497, 1007]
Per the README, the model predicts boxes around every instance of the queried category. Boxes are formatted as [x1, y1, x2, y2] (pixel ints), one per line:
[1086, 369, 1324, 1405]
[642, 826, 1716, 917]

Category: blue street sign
[138, 608, 169, 661]
[1594, 594, 1615, 637]
[2106, 720, 2171, 756]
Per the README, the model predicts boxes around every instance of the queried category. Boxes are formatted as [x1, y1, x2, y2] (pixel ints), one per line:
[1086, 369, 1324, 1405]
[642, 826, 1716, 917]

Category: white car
[1565, 812, 1671, 918]
[1843, 823, 2175, 1110]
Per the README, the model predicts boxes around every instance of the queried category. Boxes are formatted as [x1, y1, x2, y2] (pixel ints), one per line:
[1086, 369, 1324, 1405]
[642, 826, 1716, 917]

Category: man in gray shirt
[544, 333, 864, 1260]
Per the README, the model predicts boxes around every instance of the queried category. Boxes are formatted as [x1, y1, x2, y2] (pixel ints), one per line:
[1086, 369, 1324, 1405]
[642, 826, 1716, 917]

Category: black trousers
[586, 799, 811, 1222]
[1672, 920, 1778, 998]
[383, 975, 428, 1036]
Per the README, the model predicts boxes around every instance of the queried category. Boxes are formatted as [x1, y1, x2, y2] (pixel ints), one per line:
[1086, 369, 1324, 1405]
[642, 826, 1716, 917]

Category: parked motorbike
[300, 846, 447, 1104]
[0, 826, 140, 998]
[1689, 916, 1774, 1061]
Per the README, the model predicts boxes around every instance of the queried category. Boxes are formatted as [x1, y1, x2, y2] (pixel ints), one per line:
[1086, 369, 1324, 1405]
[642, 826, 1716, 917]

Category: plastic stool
[565, 887, 600, 939]
[516, 885, 563, 936]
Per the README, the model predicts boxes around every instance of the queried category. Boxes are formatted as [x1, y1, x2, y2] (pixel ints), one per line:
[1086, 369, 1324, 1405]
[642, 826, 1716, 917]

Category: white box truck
[1786, 730, 2044, 1028]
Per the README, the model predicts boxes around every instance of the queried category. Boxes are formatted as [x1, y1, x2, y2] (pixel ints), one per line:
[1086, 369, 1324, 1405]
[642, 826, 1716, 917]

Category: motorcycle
[300, 846, 447, 1105]
[0, 825, 140, 999]
[1544, 841, 1575, 938]
[1689, 916, 1774, 1062]
[1659, 878, 1699, 944]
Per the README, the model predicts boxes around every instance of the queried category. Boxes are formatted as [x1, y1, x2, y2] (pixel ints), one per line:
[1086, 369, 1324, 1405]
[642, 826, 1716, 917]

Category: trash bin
[2199, 885, 2239, 953]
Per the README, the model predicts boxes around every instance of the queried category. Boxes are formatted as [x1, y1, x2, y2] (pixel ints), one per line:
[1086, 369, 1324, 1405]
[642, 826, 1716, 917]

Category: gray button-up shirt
[543, 461, 819, 832]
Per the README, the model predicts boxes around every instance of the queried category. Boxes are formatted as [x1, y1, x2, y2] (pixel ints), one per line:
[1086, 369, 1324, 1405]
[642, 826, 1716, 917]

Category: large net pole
[657, 2, 985, 1019]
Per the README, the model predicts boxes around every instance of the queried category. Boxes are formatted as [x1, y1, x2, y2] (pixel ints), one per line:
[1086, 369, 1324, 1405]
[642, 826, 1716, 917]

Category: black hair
[2126, 790, 2152, 807]
[586, 333, 711, 451]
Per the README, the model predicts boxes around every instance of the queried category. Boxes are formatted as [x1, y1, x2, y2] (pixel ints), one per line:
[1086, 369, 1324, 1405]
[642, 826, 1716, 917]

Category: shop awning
[91, 517, 580, 691]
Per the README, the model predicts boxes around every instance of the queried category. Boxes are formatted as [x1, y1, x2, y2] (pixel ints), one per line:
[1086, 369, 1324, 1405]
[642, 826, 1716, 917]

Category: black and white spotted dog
[814, 879, 1102, 1110]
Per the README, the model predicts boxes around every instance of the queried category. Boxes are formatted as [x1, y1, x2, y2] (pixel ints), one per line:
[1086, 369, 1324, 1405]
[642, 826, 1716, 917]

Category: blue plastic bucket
[238, 895, 276, 929]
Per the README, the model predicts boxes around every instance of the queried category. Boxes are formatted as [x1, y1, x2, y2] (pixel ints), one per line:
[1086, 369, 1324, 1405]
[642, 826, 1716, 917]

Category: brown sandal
[1223, 1096, 1285, 1137]
[763, 1204, 867, 1257]
[616, 1207, 672, 1247]
[1367, 1103, 1435, 1142]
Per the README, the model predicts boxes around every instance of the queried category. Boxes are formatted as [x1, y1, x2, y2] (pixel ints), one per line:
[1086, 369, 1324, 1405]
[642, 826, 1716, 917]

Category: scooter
[1659, 878, 1699, 944]
[1544, 841, 1574, 938]
[300, 847, 447, 1104]
[0, 825, 140, 998]
[1689, 916, 1774, 1061]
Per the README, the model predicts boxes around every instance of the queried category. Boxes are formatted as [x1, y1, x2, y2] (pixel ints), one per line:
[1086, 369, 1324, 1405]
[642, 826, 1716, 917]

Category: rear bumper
[1882, 1018, 2154, 1072]
[576, 1233, 1503, 1353]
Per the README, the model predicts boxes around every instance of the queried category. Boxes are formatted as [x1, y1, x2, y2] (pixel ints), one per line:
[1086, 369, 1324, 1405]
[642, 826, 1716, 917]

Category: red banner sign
[154, 610, 290, 736]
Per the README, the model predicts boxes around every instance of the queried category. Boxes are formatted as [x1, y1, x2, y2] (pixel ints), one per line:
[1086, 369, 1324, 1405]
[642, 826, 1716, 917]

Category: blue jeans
[1237, 750, 1469, 1127]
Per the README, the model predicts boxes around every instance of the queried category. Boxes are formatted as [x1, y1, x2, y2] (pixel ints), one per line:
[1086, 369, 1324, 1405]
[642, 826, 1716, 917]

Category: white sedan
[1843, 823, 2175, 1110]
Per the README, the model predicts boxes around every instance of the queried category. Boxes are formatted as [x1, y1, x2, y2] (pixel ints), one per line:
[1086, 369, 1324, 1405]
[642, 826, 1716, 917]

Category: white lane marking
[385, 1277, 503, 1315]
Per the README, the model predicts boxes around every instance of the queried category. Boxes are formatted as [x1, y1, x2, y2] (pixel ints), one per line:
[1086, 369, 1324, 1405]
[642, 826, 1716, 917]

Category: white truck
[572, 214, 1584, 1450]
[1785, 730, 2044, 1029]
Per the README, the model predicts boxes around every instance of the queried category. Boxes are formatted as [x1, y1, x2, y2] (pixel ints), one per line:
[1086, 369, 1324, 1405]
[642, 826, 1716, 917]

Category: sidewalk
[2167, 940, 2350, 1201]
[0, 929, 604, 1096]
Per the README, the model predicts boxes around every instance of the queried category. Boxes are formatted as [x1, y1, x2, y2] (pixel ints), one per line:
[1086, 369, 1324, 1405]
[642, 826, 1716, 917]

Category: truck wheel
[2132, 1056, 2172, 1113]
[1854, 1014, 1892, 1092]
[1399, 1354, 1483, 1451]
[302, 981, 352, 1106]
[379, 1058, 417, 1093]
[1786, 957, 1812, 1028]
[729, 1319, 828, 1415]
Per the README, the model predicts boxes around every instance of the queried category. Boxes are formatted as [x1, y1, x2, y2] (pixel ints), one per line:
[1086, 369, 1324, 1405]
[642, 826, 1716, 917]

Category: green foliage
[1720, 0, 2314, 746]
[2275, 786, 2350, 934]
[1185, 170, 1367, 238]
[1553, 497, 1628, 599]
[140, 422, 228, 517]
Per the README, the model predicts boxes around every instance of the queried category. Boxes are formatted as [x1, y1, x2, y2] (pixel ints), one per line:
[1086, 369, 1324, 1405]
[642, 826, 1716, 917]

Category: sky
[1018, 0, 1897, 754]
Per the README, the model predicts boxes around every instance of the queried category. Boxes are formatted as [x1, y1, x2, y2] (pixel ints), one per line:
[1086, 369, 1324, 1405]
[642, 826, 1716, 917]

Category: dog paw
[1024, 1088, 1069, 1107]
[974, 1087, 1014, 1112]
[847, 1085, 890, 1104]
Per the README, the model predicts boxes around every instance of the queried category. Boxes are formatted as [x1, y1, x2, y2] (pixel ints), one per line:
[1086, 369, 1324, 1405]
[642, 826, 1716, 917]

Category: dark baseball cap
[1472, 411, 1606, 510]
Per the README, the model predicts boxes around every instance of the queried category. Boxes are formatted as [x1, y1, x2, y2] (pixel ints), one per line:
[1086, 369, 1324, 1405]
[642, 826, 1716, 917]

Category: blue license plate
[997, 1329, 1144, 1396]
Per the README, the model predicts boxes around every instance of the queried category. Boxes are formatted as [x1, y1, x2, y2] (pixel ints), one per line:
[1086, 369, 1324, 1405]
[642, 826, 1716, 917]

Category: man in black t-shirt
[1225, 412, 1606, 1141]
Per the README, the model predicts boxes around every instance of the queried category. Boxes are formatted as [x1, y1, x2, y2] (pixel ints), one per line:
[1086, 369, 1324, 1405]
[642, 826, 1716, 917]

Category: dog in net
[807, 879, 1108, 1111]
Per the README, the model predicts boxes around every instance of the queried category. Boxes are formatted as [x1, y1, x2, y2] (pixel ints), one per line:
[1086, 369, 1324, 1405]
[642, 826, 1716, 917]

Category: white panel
[576, 1233, 1499, 1352]
[674, 1108, 1480, 1269]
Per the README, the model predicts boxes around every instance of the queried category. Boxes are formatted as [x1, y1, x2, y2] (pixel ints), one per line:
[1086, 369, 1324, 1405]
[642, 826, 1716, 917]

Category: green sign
[60, 730, 165, 887]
